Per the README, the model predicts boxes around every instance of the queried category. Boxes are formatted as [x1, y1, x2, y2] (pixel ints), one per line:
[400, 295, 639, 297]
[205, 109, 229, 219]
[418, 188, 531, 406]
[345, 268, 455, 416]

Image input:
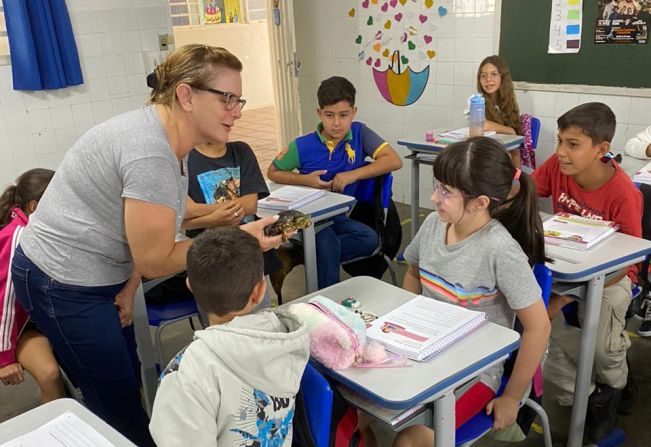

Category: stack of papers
[543, 212, 619, 251]
[633, 160, 651, 184]
[432, 128, 497, 144]
[258, 186, 325, 210]
[366, 296, 487, 361]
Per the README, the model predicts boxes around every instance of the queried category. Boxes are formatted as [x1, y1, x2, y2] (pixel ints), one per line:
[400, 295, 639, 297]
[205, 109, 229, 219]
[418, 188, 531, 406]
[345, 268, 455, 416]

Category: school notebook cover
[633, 160, 651, 185]
[543, 212, 619, 251]
[258, 186, 325, 210]
[366, 295, 487, 362]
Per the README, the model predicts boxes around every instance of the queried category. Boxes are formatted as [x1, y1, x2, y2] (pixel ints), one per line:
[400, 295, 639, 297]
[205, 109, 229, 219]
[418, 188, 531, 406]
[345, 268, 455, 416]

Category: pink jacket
[0, 208, 29, 368]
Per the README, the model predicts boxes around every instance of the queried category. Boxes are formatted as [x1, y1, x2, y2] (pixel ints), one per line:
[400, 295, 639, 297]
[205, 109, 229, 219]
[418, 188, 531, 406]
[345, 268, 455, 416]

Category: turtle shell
[263, 210, 311, 241]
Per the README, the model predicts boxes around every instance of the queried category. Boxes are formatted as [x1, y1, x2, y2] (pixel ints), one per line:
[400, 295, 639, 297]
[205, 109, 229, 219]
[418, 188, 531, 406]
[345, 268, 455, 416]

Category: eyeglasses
[433, 179, 501, 202]
[479, 71, 501, 81]
[197, 87, 247, 111]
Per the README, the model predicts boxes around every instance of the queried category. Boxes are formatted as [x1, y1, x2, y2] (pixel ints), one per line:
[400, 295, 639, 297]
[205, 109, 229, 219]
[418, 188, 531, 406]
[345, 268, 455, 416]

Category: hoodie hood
[194, 309, 309, 397]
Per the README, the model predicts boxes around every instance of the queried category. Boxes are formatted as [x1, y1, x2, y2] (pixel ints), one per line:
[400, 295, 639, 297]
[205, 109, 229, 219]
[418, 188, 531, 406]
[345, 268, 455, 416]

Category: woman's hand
[240, 215, 289, 251]
[0, 362, 24, 385]
[486, 395, 520, 431]
[114, 287, 136, 327]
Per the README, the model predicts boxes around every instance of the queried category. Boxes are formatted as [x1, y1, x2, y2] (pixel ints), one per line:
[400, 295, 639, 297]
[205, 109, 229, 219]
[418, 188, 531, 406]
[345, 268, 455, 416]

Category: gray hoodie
[149, 310, 310, 447]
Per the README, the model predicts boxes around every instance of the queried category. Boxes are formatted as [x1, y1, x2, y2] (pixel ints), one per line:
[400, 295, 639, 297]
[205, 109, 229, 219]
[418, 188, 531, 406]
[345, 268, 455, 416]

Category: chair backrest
[533, 263, 552, 308]
[531, 117, 541, 150]
[354, 170, 393, 211]
[300, 363, 333, 447]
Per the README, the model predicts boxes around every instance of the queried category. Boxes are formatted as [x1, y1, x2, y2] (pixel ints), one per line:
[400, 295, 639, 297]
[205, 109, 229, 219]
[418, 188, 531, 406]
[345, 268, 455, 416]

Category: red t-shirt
[533, 155, 643, 281]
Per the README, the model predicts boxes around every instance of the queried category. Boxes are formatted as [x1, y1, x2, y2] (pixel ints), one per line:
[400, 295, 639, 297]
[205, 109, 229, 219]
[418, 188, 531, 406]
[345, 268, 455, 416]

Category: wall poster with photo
[595, 0, 650, 44]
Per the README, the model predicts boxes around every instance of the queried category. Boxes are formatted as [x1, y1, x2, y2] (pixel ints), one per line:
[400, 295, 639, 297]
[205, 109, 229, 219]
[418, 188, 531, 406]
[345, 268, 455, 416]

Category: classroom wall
[0, 0, 171, 187]
[173, 22, 274, 110]
[294, 0, 651, 208]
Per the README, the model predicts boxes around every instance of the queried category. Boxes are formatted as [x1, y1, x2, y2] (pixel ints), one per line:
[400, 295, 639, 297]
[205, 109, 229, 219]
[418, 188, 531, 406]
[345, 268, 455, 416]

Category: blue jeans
[11, 246, 154, 446]
[315, 215, 378, 289]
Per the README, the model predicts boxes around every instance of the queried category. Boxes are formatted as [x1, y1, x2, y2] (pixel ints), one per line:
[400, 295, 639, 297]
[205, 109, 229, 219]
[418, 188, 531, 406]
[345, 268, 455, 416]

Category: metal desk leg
[433, 392, 456, 447]
[567, 274, 605, 447]
[411, 155, 420, 239]
[132, 283, 157, 417]
[302, 223, 318, 293]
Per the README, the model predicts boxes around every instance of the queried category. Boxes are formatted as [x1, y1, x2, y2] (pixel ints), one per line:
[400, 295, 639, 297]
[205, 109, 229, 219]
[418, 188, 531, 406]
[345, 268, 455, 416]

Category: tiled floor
[229, 106, 279, 179]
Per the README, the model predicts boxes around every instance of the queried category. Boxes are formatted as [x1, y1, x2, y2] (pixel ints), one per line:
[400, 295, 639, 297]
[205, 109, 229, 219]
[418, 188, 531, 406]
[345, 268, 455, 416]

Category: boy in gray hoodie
[149, 227, 310, 446]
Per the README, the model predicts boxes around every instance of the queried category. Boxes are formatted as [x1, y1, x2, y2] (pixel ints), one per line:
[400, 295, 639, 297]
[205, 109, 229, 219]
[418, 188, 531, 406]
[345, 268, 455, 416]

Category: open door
[266, 0, 301, 150]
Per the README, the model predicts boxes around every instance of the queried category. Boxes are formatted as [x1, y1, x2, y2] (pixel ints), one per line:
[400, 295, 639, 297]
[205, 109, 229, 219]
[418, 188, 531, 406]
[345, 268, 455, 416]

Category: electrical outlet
[158, 34, 172, 51]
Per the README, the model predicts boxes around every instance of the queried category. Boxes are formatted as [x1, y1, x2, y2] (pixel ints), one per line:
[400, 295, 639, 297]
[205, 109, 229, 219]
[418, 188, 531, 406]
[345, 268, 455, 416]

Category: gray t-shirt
[404, 212, 541, 391]
[20, 106, 187, 286]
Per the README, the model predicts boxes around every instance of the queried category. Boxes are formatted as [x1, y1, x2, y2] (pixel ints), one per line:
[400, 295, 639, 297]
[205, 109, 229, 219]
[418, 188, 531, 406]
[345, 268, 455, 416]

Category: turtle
[263, 210, 311, 242]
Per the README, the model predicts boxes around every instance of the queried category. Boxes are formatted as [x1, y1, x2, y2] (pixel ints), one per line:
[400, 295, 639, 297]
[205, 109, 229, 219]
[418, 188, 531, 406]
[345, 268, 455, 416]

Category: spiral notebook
[337, 386, 427, 427]
[366, 296, 487, 361]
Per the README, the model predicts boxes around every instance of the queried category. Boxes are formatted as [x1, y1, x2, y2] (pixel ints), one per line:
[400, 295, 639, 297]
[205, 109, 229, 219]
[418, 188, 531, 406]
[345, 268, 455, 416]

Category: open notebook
[366, 295, 487, 361]
[258, 185, 325, 210]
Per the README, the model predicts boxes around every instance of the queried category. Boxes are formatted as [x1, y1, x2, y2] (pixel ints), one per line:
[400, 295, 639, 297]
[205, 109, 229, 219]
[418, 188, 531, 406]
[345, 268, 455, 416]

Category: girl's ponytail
[0, 185, 18, 228]
[0, 168, 55, 229]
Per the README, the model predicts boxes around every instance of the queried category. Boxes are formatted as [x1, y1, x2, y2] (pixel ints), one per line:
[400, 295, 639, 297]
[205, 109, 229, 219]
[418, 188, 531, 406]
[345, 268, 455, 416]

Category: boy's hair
[557, 102, 616, 145]
[433, 137, 547, 266]
[317, 76, 356, 108]
[186, 227, 263, 316]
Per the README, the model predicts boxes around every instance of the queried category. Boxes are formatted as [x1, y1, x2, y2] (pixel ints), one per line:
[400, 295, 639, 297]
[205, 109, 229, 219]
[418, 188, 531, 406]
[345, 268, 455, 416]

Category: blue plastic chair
[531, 117, 542, 150]
[147, 300, 199, 371]
[455, 263, 553, 447]
[300, 363, 333, 447]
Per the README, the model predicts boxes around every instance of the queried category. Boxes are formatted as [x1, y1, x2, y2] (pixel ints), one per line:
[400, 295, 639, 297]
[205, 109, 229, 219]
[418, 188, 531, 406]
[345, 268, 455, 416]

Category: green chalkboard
[499, 0, 651, 88]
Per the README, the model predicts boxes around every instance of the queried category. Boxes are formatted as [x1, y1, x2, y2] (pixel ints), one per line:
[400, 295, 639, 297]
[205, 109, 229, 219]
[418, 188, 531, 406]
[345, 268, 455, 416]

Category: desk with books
[294, 276, 520, 446]
[258, 184, 356, 293]
[544, 218, 651, 447]
[397, 131, 524, 239]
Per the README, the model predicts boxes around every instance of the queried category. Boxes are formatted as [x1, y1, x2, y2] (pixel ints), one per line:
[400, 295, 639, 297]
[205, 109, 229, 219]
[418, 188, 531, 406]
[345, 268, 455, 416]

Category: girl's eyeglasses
[433, 179, 501, 202]
[197, 87, 247, 111]
[479, 72, 501, 81]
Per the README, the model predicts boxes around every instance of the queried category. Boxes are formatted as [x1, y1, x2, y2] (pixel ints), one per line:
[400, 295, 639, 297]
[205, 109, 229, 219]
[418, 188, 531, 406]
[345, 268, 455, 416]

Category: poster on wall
[594, 0, 650, 44]
[548, 0, 583, 53]
[224, 0, 241, 23]
[203, 0, 226, 24]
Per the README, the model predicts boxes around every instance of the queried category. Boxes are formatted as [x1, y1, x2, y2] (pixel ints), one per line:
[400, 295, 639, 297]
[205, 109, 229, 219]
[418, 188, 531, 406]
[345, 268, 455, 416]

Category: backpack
[293, 378, 364, 447]
[342, 175, 402, 279]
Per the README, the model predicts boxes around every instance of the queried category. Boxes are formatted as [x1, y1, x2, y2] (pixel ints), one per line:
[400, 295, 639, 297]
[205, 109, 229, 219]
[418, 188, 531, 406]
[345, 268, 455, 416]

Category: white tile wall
[294, 0, 651, 207]
[0, 0, 171, 187]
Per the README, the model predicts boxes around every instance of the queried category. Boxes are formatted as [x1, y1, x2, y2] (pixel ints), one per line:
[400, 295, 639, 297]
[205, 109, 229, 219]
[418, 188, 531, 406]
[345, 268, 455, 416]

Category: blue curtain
[3, 0, 83, 90]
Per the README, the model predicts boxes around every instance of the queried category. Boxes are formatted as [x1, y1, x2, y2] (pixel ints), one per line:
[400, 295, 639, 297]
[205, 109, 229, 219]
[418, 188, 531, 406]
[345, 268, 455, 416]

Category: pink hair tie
[513, 168, 521, 182]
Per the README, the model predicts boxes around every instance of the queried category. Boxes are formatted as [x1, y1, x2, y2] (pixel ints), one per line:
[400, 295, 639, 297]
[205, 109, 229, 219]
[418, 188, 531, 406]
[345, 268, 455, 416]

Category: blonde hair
[477, 55, 522, 135]
[147, 44, 242, 107]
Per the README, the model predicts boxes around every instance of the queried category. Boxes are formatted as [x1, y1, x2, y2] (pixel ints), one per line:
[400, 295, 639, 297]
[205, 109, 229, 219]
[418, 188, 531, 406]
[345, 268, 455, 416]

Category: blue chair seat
[147, 300, 199, 327]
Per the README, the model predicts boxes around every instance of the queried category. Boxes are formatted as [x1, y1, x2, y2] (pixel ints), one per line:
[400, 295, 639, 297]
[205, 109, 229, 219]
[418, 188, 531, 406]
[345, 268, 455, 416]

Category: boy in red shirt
[533, 102, 642, 443]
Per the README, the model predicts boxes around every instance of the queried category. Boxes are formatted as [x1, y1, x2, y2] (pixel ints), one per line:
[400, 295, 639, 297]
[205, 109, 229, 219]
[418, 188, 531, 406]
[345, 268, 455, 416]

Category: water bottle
[468, 93, 485, 137]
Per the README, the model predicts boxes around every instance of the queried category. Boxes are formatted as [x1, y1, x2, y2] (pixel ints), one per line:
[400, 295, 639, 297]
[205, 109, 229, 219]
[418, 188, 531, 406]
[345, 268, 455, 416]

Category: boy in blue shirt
[268, 76, 402, 288]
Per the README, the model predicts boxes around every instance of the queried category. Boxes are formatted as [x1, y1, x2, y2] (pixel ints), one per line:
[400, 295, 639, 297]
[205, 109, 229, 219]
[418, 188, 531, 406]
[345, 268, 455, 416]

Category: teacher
[10, 44, 282, 445]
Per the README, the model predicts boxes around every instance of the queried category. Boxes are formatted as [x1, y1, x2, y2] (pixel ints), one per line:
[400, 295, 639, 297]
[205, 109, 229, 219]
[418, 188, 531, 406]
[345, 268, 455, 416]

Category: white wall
[173, 22, 274, 110]
[293, 0, 651, 208]
[0, 0, 172, 187]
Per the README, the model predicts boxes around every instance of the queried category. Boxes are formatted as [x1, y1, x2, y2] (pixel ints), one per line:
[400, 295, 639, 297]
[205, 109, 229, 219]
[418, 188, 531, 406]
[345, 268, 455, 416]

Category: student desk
[545, 226, 651, 447]
[0, 398, 136, 446]
[292, 276, 520, 447]
[258, 184, 356, 294]
[397, 132, 524, 238]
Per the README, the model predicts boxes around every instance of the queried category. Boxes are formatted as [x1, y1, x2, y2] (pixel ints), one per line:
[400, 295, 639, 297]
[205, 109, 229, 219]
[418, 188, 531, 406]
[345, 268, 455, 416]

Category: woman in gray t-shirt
[11, 45, 283, 445]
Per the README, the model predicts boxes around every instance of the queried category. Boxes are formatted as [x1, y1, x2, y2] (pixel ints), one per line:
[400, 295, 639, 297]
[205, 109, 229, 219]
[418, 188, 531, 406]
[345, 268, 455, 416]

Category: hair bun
[146, 72, 158, 90]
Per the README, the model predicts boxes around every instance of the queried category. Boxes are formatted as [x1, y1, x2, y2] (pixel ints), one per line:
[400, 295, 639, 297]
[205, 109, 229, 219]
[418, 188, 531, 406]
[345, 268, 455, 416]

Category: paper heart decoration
[419, 14, 428, 23]
[424, 35, 432, 44]
[425, 0, 433, 8]
[349, 8, 356, 17]
[401, 55, 409, 64]
[371, 0, 379, 4]
[394, 12, 403, 21]
[374, 58, 381, 67]
[408, 40, 416, 50]
[367, 16, 373, 25]
[362, 0, 369, 8]
[438, 6, 448, 16]
[390, 0, 398, 7]
[375, 30, 383, 40]
[355, 35, 362, 44]
[399, 0, 407, 4]
[408, 25, 418, 35]
[357, 50, 366, 61]
[373, 42, 382, 52]
[384, 20, 392, 29]
[400, 32, 408, 43]
[383, 48, 390, 57]
[381, 2, 389, 12]
[366, 57, 373, 65]
[427, 50, 436, 59]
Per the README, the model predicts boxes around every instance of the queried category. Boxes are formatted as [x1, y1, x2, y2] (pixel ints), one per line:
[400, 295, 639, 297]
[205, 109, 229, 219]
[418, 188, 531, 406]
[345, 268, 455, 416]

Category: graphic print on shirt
[419, 267, 500, 307]
[556, 188, 605, 220]
[230, 386, 295, 447]
[197, 167, 241, 204]
[159, 346, 188, 381]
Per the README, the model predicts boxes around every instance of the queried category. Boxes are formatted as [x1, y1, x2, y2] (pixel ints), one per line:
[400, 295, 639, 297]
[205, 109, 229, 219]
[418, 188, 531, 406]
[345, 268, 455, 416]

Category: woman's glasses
[197, 87, 247, 111]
